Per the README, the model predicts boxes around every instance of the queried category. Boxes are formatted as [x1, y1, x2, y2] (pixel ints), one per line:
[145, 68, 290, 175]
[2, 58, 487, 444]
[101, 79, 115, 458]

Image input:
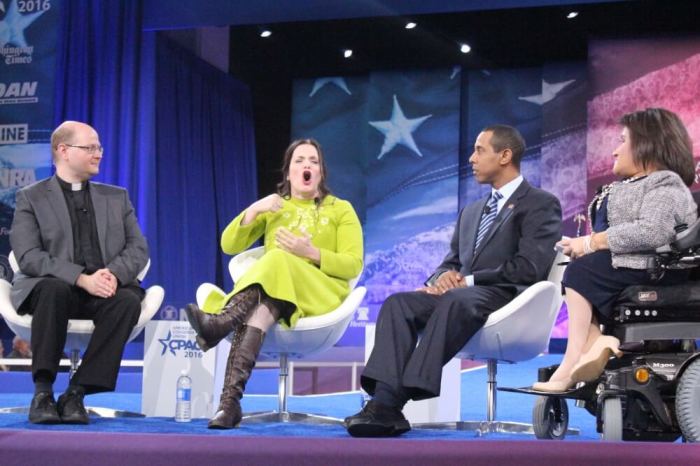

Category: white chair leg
[278, 353, 288, 417]
[243, 352, 343, 425]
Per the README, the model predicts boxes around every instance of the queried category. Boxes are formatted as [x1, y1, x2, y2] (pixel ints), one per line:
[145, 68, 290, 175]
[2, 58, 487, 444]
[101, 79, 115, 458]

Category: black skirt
[561, 250, 688, 321]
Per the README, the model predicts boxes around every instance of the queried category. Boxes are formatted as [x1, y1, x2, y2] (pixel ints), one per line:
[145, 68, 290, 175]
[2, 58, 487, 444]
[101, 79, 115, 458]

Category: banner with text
[0, 0, 59, 281]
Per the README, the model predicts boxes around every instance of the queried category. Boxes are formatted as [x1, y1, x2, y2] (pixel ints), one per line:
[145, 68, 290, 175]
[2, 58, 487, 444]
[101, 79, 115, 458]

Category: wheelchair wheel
[676, 357, 700, 442]
[601, 397, 623, 441]
[532, 396, 569, 440]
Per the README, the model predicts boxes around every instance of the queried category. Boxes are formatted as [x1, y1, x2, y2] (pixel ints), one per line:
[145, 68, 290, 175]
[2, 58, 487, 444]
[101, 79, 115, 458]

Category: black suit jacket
[428, 180, 562, 294]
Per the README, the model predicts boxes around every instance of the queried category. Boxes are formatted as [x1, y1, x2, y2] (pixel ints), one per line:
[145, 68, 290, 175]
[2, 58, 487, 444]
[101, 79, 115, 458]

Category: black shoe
[345, 400, 411, 437]
[57, 388, 89, 424]
[28, 391, 61, 424]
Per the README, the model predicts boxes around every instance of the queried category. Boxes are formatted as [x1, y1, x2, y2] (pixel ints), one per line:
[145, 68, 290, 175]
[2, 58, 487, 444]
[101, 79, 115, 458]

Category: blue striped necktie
[475, 191, 503, 249]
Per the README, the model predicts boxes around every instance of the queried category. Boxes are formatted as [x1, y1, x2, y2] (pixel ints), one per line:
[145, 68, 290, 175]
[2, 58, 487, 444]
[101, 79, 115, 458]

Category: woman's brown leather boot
[208, 324, 265, 429]
[185, 287, 261, 351]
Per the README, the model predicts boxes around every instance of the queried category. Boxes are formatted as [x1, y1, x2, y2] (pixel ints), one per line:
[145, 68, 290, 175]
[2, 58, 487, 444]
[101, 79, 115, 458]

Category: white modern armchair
[418, 248, 576, 436]
[0, 251, 165, 417]
[196, 246, 366, 424]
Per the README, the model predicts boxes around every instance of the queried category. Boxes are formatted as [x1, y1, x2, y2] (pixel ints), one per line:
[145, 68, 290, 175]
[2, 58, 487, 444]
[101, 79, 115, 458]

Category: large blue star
[369, 95, 432, 160]
[309, 77, 351, 97]
[0, 0, 46, 49]
[158, 331, 175, 356]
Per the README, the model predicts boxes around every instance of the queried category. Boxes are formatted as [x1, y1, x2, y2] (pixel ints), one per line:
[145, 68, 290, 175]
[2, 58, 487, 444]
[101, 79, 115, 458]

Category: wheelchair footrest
[498, 384, 593, 399]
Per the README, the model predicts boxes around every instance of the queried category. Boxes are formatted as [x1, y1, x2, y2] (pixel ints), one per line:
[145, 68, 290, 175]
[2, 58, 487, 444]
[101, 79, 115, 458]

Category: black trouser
[19, 278, 143, 394]
[361, 286, 514, 402]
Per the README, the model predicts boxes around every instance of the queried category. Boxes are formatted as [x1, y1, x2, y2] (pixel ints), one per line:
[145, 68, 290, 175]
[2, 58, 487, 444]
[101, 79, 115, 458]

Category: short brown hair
[50, 121, 77, 162]
[620, 108, 695, 186]
[482, 124, 526, 168]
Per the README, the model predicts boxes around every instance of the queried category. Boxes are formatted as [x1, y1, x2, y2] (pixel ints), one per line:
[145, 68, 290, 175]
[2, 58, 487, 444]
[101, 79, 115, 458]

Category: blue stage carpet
[0, 354, 603, 440]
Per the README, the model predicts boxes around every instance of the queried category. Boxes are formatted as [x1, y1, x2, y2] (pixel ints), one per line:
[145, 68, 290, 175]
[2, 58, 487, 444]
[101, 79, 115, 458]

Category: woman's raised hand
[251, 194, 284, 214]
[242, 194, 284, 226]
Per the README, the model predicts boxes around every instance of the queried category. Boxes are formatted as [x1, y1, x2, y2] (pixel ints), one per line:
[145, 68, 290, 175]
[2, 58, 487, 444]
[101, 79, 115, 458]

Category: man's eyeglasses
[64, 144, 104, 155]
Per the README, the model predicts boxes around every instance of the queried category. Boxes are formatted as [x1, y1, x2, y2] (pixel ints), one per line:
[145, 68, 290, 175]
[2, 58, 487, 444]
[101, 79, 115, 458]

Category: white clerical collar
[56, 175, 88, 192]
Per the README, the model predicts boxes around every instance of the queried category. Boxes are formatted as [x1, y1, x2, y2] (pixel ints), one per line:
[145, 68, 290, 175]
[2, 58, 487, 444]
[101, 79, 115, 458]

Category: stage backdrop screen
[291, 37, 700, 346]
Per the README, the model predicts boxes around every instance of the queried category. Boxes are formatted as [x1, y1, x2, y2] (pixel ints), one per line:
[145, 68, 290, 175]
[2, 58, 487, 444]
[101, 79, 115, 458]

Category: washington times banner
[0, 0, 59, 279]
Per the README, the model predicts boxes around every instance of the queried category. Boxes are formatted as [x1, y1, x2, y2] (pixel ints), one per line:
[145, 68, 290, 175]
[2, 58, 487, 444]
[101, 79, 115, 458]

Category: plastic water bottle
[175, 370, 192, 422]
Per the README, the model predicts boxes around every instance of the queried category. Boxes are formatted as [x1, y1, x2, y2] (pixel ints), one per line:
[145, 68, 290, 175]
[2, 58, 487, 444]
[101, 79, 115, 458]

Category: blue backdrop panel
[50, 1, 257, 319]
[0, 0, 60, 345]
[291, 62, 589, 346]
[291, 76, 369, 223]
[460, 67, 543, 207]
[154, 36, 257, 316]
[54, 0, 157, 245]
[364, 69, 460, 315]
[292, 69, 460, 346]
[540, 61, 589, 235]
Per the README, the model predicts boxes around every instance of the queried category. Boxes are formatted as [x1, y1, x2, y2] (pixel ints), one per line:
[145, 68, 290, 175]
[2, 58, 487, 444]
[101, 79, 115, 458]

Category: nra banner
[0, 0, 59, 279]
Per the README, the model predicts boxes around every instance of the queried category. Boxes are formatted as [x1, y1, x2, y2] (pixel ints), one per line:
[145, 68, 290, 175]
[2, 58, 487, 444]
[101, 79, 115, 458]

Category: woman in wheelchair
[533, 108, 697, 393]
[185, 138, 364, 428]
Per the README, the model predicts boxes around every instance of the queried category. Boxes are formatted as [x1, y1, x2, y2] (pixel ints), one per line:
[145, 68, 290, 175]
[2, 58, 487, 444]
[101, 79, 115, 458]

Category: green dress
[202, 195, 364, 328]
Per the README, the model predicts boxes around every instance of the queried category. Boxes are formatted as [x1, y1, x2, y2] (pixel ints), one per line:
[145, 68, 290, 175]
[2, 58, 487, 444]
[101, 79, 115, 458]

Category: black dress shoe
[28, 391, 61, 424]
[57, 388, 89, 424]
[345, 400, 411, 438]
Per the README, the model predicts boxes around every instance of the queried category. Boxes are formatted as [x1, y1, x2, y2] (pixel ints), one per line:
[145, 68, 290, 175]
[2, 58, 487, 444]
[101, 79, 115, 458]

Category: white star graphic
[0, 0, 46, 48]
[369, 95, 432, 160]
[518, 79, 575, 105]
[309, 77, 352, 97]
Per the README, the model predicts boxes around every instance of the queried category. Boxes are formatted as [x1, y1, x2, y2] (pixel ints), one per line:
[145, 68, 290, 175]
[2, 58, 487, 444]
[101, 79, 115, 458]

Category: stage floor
[2, 355, 700, 465]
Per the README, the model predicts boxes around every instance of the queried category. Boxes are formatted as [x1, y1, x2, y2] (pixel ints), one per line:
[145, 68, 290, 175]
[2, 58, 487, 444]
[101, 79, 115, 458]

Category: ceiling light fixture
[343, 49, 353, 58]
[459, 43, 471, 54]
[260, 29, 272, 38]
[405, 22, 417, 30]
[566, 11, 579, 19]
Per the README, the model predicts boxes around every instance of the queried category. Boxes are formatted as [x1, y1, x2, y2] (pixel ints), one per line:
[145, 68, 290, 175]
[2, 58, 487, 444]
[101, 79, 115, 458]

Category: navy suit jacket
[428, 180, 562, 295]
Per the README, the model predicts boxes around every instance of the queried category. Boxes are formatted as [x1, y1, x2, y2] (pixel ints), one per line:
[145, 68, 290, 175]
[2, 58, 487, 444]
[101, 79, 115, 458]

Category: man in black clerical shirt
[10, 121, 149, 424]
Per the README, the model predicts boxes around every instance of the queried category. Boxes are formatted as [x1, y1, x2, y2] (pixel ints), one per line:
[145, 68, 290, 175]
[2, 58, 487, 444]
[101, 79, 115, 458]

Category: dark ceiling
[225, 0, 700, 197]
[144, 0, 620, 30]
[229, 0, 700, 82]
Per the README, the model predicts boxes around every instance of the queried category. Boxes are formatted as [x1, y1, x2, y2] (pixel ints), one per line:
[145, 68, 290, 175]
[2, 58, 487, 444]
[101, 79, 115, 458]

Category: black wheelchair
[503, 217, 700, 442]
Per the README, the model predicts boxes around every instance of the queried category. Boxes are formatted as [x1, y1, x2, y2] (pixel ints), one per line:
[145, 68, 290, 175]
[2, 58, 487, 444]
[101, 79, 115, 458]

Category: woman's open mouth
[303, 170, 312, 183]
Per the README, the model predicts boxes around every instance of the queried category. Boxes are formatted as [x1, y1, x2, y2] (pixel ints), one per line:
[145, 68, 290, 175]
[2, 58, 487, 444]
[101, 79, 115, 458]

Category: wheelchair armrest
[657, 218, 700, 253]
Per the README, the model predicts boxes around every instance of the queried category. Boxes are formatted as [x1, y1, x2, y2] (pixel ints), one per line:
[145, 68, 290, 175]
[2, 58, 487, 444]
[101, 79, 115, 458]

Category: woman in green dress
[185, 138, 364, 429]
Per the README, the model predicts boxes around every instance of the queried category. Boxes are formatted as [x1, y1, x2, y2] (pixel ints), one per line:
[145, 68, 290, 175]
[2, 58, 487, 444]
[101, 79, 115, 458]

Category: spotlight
[459, 43, 471, 54]
[405, 22, 417, 30]
[343, 49, 353, 58]
[566, 11, 579, 19]
[260, 29, 272, 38]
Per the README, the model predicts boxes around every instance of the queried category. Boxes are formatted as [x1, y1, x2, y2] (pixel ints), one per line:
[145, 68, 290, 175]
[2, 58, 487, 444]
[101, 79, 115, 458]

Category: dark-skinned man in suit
[346, 124, 562, 437]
